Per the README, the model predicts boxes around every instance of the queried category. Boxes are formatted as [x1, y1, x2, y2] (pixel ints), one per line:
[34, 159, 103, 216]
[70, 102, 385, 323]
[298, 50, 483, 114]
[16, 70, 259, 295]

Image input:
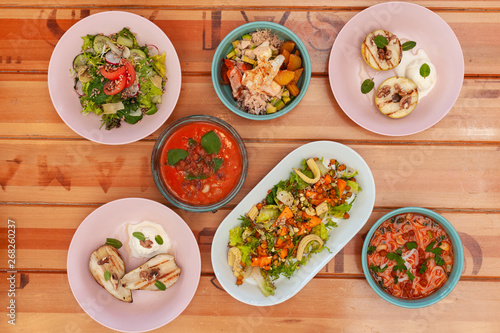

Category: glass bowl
[211, 21, 311, 120]
[151, 115, 248, 212]
[362, 207, 464, 308]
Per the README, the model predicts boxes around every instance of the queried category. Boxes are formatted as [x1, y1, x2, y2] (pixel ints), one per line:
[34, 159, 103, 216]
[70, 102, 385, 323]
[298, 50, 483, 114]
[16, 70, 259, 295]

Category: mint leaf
[155, 235, 164, 245]
[167, 149, 188, 165]
[402, 41, 416, 51]
[420, 63, 431, 78]
[213, 157, 223, 172]
[105, 238, 122, 249]
[132, 232, 146, 241]
[367, 246, 376, 255]
[155, 280, 166, 291]
[361, 78, 374, 94]
[374, 35, 389, 48]
[104, 271, 111, 281]
[188, 138, 197, 146]
[201, 131, 221, 154]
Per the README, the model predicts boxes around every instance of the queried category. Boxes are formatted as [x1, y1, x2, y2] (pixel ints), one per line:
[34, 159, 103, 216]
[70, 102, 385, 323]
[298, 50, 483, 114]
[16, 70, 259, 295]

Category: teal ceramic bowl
[211, 21, 311, 120]
[362, 207, 464, 308]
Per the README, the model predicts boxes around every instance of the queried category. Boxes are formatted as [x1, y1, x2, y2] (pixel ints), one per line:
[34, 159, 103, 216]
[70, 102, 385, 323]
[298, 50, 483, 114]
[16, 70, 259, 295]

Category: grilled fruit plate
[361, 30, 402, 71]
[121, 254, 181, 291]
[89, 245, 132, 303]
[375, 76, 419, 118]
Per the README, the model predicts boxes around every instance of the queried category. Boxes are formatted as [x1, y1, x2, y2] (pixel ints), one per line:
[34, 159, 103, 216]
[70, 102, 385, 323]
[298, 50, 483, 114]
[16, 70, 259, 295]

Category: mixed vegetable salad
[220, 30, 304, 115]
[72, 27, 167, 130]
[227, 157, 361, 296]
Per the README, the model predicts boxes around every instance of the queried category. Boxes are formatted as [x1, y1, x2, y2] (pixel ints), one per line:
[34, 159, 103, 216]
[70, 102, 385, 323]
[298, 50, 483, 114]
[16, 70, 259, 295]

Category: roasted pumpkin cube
[273, 70, 295, 86]
[280, 41, 296, 54]
[295, 49, 301, 57]
[286, 82, 300, 97]
[287, 54, 302, 71]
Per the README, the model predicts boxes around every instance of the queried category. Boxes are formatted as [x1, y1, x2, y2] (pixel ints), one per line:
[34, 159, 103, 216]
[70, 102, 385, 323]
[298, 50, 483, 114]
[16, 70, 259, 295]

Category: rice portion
[237, 89, 272, 115]
[251, 29, 284, 51]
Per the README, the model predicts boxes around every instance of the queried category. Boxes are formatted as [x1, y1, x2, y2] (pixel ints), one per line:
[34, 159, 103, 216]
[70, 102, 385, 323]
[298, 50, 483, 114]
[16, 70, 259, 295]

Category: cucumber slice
[93, 35, 113, 54]
[73, 54, 88, 69]
[117, 35, 133, 48]
[130, 48, 147, 62]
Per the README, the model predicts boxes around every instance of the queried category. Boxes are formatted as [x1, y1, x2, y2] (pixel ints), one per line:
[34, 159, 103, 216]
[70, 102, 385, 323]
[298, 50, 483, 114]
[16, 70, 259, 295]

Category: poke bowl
[362, 207, 464, 308]
[211, 21, 311, 120]
[151, 115, 248, 212]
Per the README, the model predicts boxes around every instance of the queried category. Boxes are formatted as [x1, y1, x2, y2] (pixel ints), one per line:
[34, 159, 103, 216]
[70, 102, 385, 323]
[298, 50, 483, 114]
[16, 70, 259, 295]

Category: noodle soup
[366, 212, 454, 299]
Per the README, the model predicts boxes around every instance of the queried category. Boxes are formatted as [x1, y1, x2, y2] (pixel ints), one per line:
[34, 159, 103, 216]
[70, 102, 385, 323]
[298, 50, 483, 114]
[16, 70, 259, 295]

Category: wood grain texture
[1, 141, 499, 209]
[1, 9, 500, 75]
[1, 272, 500, 333]
[1, 75, 500, 143]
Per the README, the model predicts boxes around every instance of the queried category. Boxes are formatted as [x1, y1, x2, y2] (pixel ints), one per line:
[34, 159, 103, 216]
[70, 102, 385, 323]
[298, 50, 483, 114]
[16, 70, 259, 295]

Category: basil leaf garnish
[186, 174, 208, 180]
[367, 245, 376, 255]
[155, 280, 166, 291]
[361, 78, 374, 94]
[132, 232, 146, 241]
[420, 259, 429, 274]
[213, 157, 223, 172]
[407, 271, 415, 281]
[402, 41, 416, 51]
[374, 35, 389, 48]
[104, 271, 111, 281]
[167, 149, 188, 166]
[201, 131, 221, 154]
[188, 138, 197, 146]
[155, 235, 164, 245]
[434, 255, 445, 266]
[370, 264, 388, 273]
[105, 238, 122, 249]
[406, 242, 417, 250]
[420, 63, 431, 78]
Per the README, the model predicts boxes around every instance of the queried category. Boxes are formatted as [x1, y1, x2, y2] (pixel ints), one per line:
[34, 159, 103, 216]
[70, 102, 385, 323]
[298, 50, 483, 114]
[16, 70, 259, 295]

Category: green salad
[72, 27, 166, 130]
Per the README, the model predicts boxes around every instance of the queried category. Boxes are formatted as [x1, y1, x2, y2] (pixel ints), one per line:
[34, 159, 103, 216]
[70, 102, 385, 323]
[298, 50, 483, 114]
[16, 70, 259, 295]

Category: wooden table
[1, 1, 500, 332]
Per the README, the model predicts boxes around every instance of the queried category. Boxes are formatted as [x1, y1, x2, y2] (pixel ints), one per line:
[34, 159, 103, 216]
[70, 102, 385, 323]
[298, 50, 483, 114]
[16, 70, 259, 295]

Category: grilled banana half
[361, 30, 402, 71]
[89, 245, 132, 303]
[120, 254, 181, 291]
[375, 76, 419, 118]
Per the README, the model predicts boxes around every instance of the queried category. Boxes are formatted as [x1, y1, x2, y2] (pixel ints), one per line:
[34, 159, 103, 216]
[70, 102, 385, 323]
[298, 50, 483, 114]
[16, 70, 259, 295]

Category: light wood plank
[1, 9, 500, 74]
[1, 75, 500, 143]
[1, 141, 498, 209]
[1, 205, 498, 277]
[1, 272, 499, 332]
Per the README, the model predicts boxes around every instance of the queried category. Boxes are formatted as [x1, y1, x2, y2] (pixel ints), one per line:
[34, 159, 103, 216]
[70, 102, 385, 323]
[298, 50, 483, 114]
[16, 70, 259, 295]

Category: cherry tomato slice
[122, 59, 136, 88]
[99, 65, 126, 80]
[103, 74, 127, 95]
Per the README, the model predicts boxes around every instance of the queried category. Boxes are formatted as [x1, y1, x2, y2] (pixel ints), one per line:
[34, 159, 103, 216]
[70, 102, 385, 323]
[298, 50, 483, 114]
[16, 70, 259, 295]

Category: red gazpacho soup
[160, 121, 243, 206]
[367, 213, 454, 299]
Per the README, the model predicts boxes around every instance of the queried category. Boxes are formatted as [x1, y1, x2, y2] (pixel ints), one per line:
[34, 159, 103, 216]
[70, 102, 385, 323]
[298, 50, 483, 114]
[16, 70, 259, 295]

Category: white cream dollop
[395, 49, 437, 99]
[128, 221, 171, 259]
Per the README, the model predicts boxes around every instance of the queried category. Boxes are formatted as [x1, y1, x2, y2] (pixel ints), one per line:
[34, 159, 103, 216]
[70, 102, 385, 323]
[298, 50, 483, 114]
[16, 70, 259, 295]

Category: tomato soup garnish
[159, 121, 243, 206]
[366, 213, 454, 299]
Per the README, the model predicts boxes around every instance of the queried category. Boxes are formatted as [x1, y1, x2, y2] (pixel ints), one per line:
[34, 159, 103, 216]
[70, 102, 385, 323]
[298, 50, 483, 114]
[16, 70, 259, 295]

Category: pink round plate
[48, 11, 182, 144]
[67, 198, 201, 332]
[329, 2, 464, 136]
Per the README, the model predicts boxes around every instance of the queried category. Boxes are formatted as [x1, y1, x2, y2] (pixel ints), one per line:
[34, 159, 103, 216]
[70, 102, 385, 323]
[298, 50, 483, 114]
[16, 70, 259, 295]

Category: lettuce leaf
[229, 226, 243, 246]
[152, 52, 166, 79]
[328, 203, 352, 218]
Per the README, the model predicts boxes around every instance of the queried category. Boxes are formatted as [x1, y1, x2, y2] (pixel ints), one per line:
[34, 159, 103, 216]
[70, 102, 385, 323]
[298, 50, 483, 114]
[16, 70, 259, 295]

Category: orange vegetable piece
[251, 256, 272, 270]
[293, 68, 304, 83]
[337, 179, 347, 194]
[273, 70, 295, 86]
[287, 54, 302, 71]
[278, 206, 294, 220]
[286, 82, 300, 97]
[280, 41, 296, 54]
[305, 190, 317, 199]
[281, 49, 290, 69]
[323, 174, 332, 185]
[295, 49, 301, 57]
[279, 248, 288, 259]
[279, 226, 289, 236]
[303, 214, 322, 229]
[310, 198, 331, 206]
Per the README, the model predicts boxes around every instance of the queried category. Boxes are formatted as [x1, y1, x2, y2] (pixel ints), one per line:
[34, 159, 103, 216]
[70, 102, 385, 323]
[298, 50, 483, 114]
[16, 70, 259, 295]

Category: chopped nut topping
[377, 85, 391, 98]
[377, 48, 386, 60]
[140, 239, 153, 249]
[97, 256, 110, 265]
[385, 49, 392, 60]
[400, 95, 412, 109]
